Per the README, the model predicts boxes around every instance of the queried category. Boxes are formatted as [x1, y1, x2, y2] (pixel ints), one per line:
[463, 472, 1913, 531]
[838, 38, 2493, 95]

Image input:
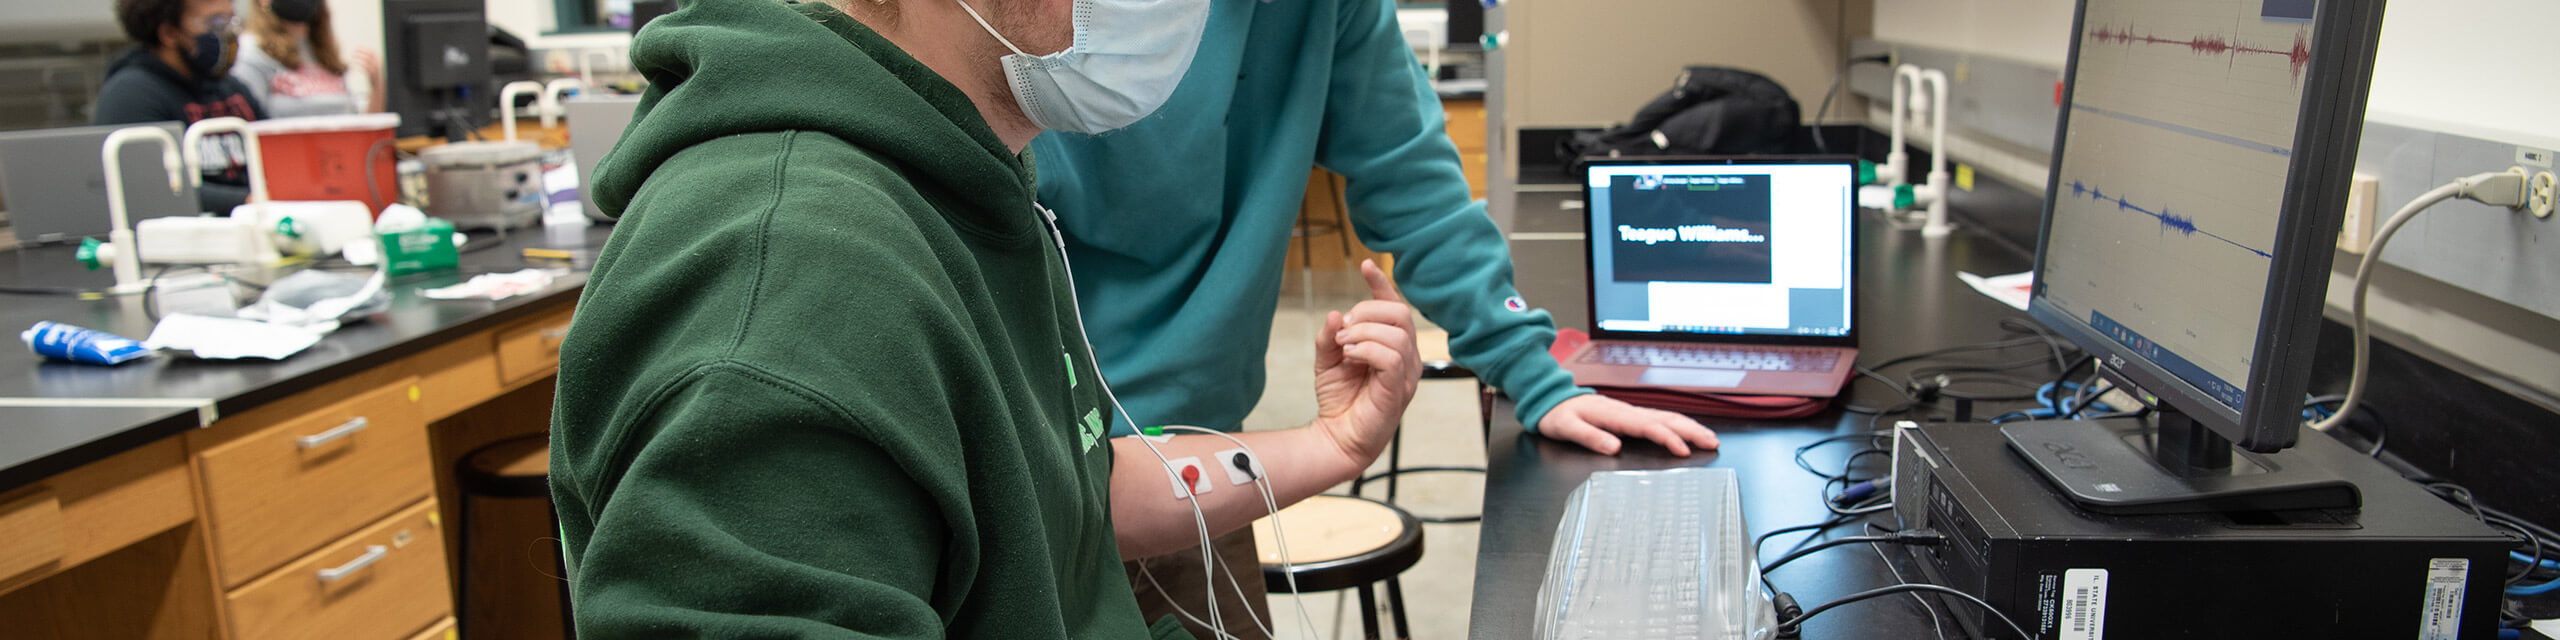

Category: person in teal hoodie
[550, 0, 1425, 637]
[1031, 0, 1724, 633]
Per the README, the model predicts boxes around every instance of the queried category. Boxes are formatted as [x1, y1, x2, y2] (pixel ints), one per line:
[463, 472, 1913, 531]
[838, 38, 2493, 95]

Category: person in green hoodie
[550, 0, 1425, 637]
[1031, 0, 1723, 634]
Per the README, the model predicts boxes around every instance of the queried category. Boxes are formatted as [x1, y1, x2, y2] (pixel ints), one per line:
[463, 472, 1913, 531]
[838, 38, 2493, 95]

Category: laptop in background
[1561, 156, 1860, 397]
[0, 122, 199, 247]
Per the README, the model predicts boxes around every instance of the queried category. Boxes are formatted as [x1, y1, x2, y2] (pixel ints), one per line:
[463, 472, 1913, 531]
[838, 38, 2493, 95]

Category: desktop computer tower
[1891, 420, 2508, 639]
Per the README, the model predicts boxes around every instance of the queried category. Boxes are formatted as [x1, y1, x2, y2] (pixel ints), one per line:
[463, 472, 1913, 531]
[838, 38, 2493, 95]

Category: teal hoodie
[551, 1, 1183, 637]
[1030, 0, 1588, 435]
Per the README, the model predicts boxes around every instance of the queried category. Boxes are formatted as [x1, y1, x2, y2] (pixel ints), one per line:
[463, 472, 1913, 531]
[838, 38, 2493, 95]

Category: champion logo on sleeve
[1503, 296, 1528, 313]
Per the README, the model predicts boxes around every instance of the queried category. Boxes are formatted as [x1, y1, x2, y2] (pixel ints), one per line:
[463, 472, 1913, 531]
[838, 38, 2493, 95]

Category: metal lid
[419, 141, 543, 167]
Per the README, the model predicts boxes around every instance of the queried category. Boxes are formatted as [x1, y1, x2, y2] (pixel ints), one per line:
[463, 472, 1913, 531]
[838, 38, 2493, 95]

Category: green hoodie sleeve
[1312, 0, 1591, 430]
[566, 366, 951, 639]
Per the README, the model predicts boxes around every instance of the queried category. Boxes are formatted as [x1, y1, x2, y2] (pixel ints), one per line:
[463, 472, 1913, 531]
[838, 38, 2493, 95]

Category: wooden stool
[1253, 495, 1424, 640]
[455, 434, 574, 639]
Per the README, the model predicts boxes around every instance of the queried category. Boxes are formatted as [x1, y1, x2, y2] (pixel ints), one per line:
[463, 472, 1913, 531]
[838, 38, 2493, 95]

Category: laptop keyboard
[1578, 343, 1839, 373]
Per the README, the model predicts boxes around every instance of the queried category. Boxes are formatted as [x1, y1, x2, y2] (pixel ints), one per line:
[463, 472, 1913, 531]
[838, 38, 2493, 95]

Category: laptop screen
[1583, 160, 1855, 340]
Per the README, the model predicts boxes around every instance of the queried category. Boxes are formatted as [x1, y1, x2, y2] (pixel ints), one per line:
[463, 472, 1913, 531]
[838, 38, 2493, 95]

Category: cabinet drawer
[199, 381, 431, 586]
[495, 305, 575, 385]
[227, 501, 451, 640]
[407, 617, 456, 640]
[1442, 99, 1486, 153]
[0, 490, 64, 585]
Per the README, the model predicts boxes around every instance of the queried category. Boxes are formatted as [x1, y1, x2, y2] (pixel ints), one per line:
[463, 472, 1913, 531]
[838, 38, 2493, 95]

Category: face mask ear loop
[952, 0, 1032, 57]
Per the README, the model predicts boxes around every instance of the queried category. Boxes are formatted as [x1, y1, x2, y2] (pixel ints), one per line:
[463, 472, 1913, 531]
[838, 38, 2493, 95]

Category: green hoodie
[549, 1, 1183, 637]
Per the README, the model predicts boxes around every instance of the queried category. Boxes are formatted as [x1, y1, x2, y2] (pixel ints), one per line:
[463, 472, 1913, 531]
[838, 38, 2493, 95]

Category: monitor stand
[2000, 408, 2361, 515]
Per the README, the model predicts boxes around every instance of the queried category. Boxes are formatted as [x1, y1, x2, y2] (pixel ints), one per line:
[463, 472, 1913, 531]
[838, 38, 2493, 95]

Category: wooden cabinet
[223, 501, 451, 640]
[195, 380, 433, 587]
[0, 438, 196, 597]
[1445, 98, 1489, 199]
[494, 306, 576, 386]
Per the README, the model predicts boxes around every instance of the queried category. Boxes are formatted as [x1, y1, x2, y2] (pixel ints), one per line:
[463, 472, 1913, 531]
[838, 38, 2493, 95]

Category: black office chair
[454, 434, 575, 639]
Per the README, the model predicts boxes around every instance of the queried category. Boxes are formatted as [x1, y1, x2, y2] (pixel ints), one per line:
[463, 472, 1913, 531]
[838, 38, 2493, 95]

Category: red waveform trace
[2088, 23, 2311, 81]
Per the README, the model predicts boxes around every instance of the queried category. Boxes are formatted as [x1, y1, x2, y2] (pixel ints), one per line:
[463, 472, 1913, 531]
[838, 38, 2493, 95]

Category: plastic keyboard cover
[1534, 468, 1776, 640]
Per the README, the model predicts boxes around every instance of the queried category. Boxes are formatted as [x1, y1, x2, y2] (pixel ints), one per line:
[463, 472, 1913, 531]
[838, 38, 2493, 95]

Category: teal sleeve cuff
[1488, 342, 1590, 434]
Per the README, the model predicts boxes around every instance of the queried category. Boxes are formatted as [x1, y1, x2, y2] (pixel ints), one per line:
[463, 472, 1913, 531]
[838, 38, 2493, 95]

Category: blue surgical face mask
[953, 0, 1210, 135]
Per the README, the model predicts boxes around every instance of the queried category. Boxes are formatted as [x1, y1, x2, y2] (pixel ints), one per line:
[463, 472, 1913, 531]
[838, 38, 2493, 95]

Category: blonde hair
[246, 0, 347, 76]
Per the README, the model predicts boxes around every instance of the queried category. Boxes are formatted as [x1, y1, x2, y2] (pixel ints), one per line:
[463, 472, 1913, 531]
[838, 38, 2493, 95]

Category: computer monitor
[2008, 0, 2387, 514]
[384, 0, 491, 140]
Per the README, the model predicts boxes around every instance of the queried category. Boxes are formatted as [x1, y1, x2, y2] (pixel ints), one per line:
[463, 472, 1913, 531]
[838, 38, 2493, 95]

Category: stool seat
[457, 435, 552, 499]
[1253, 495, 1423, 594]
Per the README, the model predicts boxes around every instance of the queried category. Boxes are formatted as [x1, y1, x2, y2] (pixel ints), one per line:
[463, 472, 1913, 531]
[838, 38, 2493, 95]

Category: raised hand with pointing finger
[1311, 259, 1424, 466]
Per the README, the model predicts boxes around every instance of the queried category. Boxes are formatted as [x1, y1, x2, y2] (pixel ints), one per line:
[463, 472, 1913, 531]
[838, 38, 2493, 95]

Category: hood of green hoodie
[593, 0, 1034, 231]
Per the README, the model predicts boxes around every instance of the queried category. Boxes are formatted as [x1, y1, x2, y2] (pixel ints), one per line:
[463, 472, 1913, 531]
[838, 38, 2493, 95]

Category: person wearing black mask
[235, 0, 384, 118]
[96, 0, 267, 214]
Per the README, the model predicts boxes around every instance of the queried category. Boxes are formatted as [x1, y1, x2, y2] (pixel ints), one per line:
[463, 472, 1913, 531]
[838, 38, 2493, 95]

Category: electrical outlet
[2339, 172, 2380, 253]
[2531, 171, 2556, 219]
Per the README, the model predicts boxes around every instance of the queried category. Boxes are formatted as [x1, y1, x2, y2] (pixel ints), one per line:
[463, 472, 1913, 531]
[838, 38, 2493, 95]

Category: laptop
[0, 122, 200, 246]
[1561, 156, 1860, 397]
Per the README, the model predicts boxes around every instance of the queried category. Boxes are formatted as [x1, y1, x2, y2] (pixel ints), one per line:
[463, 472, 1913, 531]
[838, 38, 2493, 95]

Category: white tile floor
[1247, 267, 1488, 640]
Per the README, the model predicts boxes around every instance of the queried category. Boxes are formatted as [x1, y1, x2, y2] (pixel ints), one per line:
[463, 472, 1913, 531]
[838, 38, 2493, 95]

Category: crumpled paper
[143, 314, 324, 360]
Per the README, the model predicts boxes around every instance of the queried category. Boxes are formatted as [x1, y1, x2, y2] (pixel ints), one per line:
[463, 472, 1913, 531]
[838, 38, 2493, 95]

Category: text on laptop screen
[1586, 163, 1853, 338]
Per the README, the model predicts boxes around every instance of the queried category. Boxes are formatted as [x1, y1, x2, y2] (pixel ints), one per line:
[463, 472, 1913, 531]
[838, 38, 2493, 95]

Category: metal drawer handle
[316, 545, 387, 583]
[296, 417, 370, 450]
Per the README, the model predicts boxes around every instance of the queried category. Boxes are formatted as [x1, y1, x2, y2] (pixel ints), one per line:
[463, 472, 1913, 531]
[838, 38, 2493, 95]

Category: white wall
[2362, 0, 2560, 150]
[1872, 0, 2071, 66]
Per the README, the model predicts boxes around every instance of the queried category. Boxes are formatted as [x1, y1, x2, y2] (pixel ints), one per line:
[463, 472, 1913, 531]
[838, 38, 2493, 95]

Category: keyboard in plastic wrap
[1535, 467, 1776, 640]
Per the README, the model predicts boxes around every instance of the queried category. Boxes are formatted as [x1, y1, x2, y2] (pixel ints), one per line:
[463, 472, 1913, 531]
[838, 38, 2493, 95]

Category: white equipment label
[2420, 558, 2469, 640]
[2058, 568, 2108, 640]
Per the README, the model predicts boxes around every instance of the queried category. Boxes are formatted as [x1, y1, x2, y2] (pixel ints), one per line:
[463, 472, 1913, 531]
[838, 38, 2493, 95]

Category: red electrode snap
[1181, 465, 1201, 488]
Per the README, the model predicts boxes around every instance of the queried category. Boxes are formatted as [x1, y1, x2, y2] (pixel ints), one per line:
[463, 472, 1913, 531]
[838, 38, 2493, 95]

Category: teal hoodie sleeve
[562, 366, 952, 639]
[1312, 0, 1590, 430]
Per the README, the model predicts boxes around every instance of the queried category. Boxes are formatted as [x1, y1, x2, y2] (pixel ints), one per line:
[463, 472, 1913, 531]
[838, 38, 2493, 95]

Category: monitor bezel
[2027, 0, 2387, 452]
[1578, 155, 1862, 348]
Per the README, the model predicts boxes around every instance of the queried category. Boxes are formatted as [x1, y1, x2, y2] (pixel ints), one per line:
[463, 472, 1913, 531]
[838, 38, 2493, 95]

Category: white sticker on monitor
[2058, 568, 2108, 640]
[2420, 558, 2469, 640]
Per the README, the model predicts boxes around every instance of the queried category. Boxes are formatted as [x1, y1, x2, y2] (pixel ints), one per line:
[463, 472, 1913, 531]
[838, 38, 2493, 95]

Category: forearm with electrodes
[1109, 426, 1375, 560]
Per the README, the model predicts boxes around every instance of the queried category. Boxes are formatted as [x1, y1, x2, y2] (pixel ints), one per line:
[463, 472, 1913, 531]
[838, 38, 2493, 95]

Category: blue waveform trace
[2067, 181, 2271, 258]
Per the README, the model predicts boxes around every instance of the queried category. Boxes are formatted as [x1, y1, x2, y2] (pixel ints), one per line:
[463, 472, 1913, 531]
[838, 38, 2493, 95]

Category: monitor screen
[1584, 161, 1854, 340]
[2030, 0, 2381, 450]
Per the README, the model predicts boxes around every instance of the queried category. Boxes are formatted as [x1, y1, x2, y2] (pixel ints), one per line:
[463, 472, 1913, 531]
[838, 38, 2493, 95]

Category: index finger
[1360, 259, 1402, 303]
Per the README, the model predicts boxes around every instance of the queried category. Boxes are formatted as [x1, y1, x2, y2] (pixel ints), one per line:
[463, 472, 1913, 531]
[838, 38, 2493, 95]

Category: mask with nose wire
[951, 0, 1211, 135]
[186, 21, 239, 80]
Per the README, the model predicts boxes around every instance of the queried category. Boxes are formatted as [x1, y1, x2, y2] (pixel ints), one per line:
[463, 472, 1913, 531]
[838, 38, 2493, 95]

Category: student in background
[97, 0, 265, 213]
[234, 0, 385, 118]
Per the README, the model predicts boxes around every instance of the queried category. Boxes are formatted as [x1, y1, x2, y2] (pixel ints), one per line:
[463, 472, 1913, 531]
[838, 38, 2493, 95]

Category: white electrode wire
[1160, 425, 1322, 640]
[1039, 204, 1226, 640]
[1136, 563, 1261, 640]
[2311, 180, 2463, 434]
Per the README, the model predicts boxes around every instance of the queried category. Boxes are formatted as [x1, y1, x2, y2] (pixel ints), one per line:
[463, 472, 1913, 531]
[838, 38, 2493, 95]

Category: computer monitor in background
[384, 0, 491, 140]
[631, 0, 679, 34]
[2009, 0, 2387, 514]
[1443, 0, 1482, 49]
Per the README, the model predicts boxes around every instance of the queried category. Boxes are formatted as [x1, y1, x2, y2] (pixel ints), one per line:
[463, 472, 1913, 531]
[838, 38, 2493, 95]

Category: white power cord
[2313, 169, 2531, 434]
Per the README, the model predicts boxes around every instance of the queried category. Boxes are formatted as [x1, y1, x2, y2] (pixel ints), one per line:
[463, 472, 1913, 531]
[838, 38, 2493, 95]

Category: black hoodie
[94, 47, 265, 213]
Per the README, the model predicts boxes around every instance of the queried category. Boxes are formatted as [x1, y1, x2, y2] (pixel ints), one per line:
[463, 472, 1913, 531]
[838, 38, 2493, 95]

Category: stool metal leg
[1386, 425, 1402, 503]
[1357, 584, 1383, 640]
[1386, 578, 1411, 640]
